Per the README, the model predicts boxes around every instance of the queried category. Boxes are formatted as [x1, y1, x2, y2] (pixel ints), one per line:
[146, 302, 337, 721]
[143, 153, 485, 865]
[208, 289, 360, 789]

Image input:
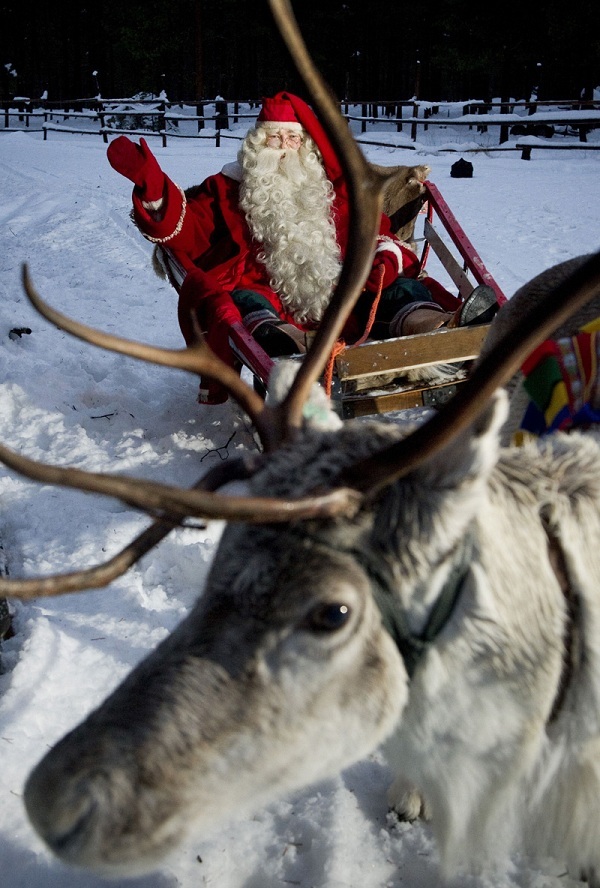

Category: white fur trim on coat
[221, 160, 242, 181]
[375, 235, 404, 272]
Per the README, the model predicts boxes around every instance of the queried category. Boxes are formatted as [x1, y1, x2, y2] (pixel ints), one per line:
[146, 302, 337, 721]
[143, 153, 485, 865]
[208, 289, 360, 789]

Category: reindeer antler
[0, 460, 241, 599]
[269, 0, 394, 431]
[0, 457, 352, 599]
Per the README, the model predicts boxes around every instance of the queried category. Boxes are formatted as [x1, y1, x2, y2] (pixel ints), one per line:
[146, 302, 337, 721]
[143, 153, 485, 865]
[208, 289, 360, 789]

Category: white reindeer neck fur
[387, 429, 600, 878]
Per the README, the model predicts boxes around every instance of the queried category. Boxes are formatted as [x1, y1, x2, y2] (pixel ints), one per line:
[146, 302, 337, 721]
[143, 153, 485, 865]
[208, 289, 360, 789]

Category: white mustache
[255, 146, 306, 185]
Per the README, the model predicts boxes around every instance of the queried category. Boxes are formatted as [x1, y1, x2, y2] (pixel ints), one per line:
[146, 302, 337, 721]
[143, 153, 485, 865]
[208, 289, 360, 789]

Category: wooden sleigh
[228, 180, 506, 418]
[161, 179, 506, 419]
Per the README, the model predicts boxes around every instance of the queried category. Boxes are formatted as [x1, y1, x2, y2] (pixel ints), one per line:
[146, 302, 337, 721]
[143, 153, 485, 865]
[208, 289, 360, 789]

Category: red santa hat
[257, 93, 302, 129]
[256, 91, 343, 183]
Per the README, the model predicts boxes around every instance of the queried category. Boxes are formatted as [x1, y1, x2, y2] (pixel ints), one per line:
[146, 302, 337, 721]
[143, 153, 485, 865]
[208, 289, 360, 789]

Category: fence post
[12, 95, 595, 152]
[215, 99, 228, 130]
[158, 102, 166, 138]
[411, 101, 419, 141]
[396, 103, 403, 132]
[16, 99, 30, 124]
[499, 97, 510, 144]
[477, 102, 488, 134]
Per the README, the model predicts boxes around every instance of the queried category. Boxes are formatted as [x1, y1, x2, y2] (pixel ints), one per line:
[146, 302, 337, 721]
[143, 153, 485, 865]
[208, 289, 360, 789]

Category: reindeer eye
[305, 603, 351, 632]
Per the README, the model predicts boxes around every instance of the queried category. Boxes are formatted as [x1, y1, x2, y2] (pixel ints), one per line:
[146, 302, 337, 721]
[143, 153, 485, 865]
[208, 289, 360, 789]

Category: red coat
[131, 166, 403, 342]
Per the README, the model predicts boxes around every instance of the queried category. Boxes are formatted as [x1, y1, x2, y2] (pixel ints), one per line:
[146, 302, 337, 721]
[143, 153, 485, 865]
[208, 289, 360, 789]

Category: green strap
[289, 528, 473, 679]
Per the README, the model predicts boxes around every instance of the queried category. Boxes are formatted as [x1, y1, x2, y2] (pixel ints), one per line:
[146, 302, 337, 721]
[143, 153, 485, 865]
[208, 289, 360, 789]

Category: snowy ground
[0, 121, 599, 888]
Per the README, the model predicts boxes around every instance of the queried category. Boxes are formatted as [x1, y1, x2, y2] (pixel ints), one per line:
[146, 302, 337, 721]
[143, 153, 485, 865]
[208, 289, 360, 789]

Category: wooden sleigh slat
[337, 379, 465, 418]
[335, 324, 490, 382]
[423, 217, 474, 298]
[334, 325, 490, 418]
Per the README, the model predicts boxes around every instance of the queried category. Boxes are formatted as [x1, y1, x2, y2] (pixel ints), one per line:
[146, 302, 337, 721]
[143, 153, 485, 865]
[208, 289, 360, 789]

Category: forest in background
[1, 0, 598, 105]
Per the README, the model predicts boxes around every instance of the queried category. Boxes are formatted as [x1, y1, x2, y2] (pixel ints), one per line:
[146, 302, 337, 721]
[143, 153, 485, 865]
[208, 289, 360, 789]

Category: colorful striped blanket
[519, 317, 600, 436]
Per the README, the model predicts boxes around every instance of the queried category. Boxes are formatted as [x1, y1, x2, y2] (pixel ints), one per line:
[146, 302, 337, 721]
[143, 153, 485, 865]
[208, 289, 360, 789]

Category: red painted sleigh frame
[221, 181, 506, 417]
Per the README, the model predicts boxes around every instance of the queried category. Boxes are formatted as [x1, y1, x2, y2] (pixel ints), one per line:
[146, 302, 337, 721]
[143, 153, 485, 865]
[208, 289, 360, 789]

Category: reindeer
[2, 0, 600, 883]
[375, 161, 431, 246]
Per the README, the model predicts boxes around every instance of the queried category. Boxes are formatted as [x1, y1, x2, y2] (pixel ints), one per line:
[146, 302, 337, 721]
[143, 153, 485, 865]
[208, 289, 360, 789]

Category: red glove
[365, 251, 399, 292]
[107, 136, 165, 202]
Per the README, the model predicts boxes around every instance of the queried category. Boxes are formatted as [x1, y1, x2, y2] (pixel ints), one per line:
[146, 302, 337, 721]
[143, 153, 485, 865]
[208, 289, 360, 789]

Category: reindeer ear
[416, 389, 509, 489]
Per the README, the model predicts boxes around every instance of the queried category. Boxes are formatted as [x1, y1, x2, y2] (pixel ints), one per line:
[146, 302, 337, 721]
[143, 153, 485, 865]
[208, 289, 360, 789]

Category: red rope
[355, 262, 385, 346]
[322, 263, 385, 397]
[323, 338, 346, 397]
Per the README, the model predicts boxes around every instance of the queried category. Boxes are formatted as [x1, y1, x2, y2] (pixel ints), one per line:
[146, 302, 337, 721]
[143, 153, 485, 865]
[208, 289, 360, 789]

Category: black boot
[451, 285, 499, 327]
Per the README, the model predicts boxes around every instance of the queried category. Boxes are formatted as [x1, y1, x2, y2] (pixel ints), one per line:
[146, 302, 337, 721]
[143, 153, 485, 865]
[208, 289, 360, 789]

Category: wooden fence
[2, 96, 599, 151]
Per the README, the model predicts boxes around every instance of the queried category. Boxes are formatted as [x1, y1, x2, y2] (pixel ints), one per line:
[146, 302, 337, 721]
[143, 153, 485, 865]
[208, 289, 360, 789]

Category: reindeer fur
[23, 387, 600, 885]
[373, 162, 431, 245]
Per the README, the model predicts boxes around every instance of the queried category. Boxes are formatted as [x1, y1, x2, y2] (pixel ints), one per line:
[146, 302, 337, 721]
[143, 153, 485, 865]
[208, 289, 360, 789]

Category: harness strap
[364, 515, 580, 701]
[542, 517, 581, 725]
[291, 510, 579, 707]
[291, 526, 473, 679]
[359, 535, 474, 678]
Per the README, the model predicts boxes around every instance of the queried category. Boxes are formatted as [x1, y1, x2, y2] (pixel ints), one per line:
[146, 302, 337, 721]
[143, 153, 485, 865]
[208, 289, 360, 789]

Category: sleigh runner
[158, 178, 505, 419]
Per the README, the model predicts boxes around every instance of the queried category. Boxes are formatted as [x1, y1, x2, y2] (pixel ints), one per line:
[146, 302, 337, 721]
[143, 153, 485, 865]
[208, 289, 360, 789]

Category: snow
[0, 117, 599, 888]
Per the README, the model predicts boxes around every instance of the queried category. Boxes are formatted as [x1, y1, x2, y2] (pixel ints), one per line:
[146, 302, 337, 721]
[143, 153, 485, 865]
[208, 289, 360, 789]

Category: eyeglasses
[264, 130, 303, 149]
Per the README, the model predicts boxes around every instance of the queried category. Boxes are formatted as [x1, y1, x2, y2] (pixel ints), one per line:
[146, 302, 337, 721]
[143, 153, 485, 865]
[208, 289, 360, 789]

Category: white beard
[239, 137, 342, 324]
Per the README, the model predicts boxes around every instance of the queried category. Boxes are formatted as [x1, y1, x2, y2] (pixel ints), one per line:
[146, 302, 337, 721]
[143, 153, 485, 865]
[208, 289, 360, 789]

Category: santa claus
[107, 92, 497, 403]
